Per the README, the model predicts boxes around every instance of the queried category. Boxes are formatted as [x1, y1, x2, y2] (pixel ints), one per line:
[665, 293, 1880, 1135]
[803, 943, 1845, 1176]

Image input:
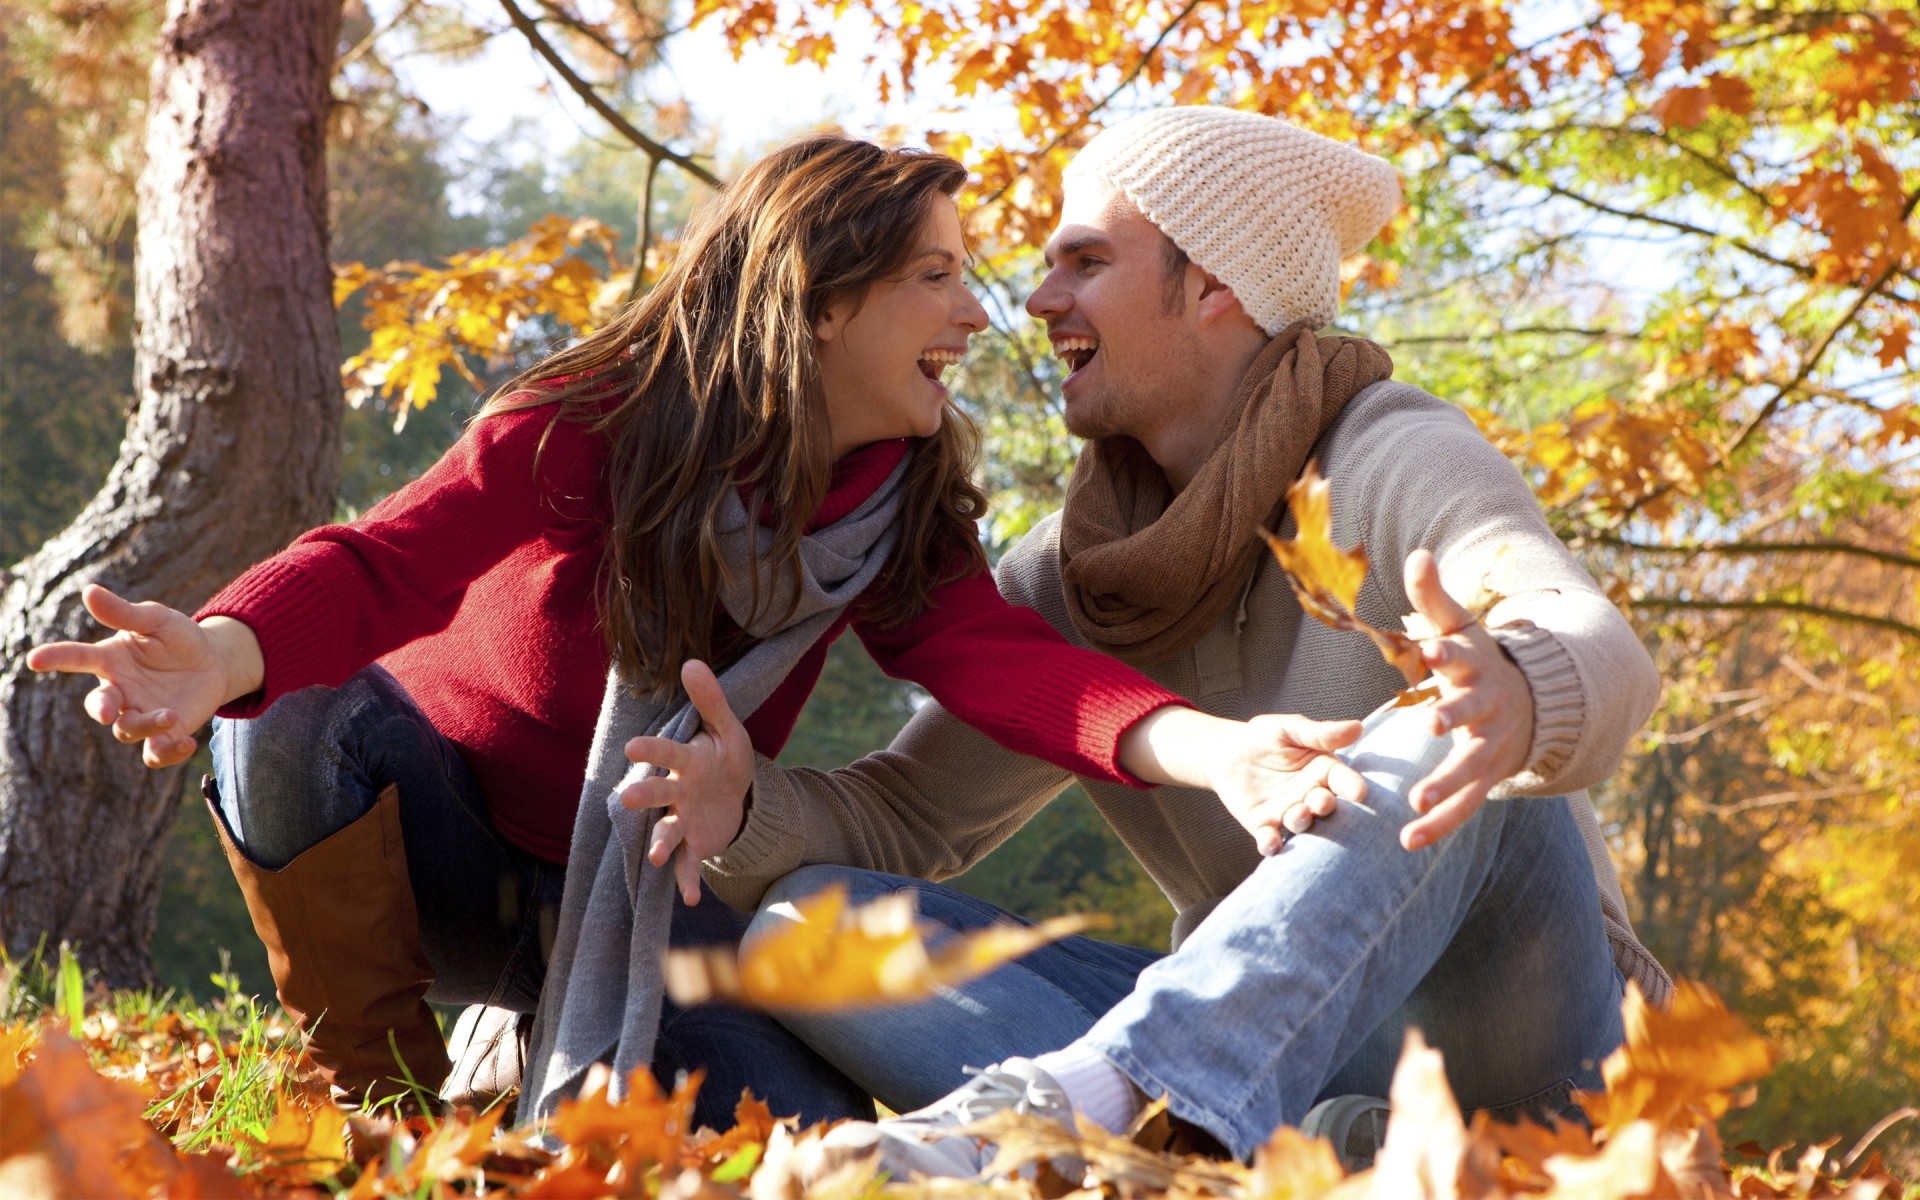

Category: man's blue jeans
[750, 704, 1625, 1158]
[209, 664, 875, 1130]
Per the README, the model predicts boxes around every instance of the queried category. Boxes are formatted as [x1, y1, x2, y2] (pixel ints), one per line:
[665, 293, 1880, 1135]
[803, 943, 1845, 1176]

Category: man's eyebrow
[1042, 234, 1114, 268]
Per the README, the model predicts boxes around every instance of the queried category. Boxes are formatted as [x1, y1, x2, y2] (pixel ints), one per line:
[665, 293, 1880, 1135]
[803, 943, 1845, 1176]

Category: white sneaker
[819, 1058, 1077, 1181]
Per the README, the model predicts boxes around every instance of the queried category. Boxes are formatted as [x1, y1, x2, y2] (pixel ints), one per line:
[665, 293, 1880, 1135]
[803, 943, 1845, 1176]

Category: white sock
[1032, 1045, 1143, 1134]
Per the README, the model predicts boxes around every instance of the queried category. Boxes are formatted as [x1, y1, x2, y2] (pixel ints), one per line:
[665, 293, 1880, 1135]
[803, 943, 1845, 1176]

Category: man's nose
[1026, 268, 1068, 321]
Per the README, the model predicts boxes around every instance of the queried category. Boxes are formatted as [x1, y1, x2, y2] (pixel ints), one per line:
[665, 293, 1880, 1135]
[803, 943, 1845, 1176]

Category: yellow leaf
[665, 885, 1104, 1012]
[248, 1096, 350, 1185]
[1263, 462, 1369, 616]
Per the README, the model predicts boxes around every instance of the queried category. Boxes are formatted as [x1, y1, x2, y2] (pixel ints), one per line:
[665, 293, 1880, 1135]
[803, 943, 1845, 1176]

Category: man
[688, 106, 1669, 1171]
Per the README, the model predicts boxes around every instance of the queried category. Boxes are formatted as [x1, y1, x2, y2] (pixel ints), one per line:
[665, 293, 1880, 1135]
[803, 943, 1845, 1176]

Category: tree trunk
[0, 0, 344, 987]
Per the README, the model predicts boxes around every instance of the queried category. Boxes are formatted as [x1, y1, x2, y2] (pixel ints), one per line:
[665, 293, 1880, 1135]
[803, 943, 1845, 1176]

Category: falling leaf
[665, 884, 1104, 1012]
[1579, 980, 1772, 1135]
[1261, 463, 1425, 687]
[1358, 1029, 1501, 1199]
[1250, 1125, 1348, 1197]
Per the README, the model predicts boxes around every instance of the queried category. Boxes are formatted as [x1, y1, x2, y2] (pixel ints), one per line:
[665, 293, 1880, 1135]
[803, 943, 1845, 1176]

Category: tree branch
[1631, 596, 1920, 642]
[975, 0, 1205, 212]
[1587, 533, 1920, 573]
[496, 0, 720, 188]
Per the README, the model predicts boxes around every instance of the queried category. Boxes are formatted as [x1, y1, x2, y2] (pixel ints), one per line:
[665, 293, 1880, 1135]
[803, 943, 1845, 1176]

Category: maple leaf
[1260, 462, 1427, 690]
[1578, 980, 1773, 1135]
[242, 1095, 350, 1186]
[665, 884, 1102, 1012]
[1876, 323, 1912, 369]
[0, 1027, 250, 1197]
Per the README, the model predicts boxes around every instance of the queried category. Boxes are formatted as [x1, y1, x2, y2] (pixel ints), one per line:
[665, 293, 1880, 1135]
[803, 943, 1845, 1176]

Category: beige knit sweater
[705, 381, 1673, 1005]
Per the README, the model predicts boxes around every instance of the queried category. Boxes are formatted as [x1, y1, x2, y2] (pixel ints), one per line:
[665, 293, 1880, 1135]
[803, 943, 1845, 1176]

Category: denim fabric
[210, 664, 874, 1129]
[750, 703, 1624, 1156]
[753, 865, 1163, 1111]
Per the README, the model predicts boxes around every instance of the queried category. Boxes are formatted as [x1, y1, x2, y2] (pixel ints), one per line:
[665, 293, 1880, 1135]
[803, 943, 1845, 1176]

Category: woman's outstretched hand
[1120, 706, 1366, 855]
[24, 584, 263, 769]
[622, 659, 755, 905]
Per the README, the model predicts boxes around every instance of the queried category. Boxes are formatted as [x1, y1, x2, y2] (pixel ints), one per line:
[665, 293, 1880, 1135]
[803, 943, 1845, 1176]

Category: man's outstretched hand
[621, 659, 754, 905]
[25, 584, 263, 768]
[1399, 547, 1535, 851]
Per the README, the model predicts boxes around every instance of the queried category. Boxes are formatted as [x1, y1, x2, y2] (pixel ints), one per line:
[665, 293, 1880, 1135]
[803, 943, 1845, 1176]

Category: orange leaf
[0, 1028, 249, 1197]
[1650, 84, 1713, 129]
[1578, 979, 1772, 1135]
[245, 1096, 350, 1185]
[666, 884, 1103, 1012]
[1264, 461, 1369, 616]
[1876, 323, 1912, 369]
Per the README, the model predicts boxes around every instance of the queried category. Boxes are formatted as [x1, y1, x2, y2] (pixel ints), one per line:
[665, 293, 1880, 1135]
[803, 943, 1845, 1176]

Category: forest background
[0, 0, 1915, 1171]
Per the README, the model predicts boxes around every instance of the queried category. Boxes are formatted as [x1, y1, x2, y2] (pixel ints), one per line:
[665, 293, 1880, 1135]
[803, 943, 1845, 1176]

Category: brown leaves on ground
[0, 977, 1910, 1198]
[665, 882, 1104, 1012]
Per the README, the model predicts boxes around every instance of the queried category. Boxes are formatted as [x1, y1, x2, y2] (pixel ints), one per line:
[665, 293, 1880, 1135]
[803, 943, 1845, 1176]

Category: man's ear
[1194, 272, 1251, 327]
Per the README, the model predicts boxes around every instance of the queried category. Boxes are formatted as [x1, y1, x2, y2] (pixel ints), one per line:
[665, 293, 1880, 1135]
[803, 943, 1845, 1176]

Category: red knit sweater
[198, 404, 1183, 863]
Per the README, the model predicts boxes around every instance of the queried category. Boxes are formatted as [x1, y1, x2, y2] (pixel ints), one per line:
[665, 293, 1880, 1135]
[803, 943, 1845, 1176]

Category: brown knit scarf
[1060, 324, 1394, 666]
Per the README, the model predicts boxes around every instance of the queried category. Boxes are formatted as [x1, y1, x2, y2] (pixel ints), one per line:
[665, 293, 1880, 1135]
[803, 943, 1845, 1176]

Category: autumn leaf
[665, 884, 1103, 1012]
[1578, 980, 1773, 1135]
[243, 1096, 350, 1185]
[1261, 462, 1426, 690]
[0, 1027, 249, 1198]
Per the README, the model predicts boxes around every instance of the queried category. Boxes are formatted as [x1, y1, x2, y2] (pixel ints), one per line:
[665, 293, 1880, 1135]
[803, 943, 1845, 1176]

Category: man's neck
[1138, 339, 1265, 492]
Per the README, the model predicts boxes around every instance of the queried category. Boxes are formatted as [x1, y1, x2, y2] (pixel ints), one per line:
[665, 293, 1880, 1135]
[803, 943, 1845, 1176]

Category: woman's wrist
[199, 616, 266, 705]
[1117, 704, 1234, 790]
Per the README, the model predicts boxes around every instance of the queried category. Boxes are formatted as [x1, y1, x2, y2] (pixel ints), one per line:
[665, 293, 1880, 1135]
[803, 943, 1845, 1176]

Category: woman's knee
[210, 666, 416, 867]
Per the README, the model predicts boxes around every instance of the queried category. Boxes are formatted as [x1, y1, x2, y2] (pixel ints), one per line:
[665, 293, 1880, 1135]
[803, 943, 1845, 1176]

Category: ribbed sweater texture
[196, 404, 1181, 863]
[709, 382, 1673, 1005]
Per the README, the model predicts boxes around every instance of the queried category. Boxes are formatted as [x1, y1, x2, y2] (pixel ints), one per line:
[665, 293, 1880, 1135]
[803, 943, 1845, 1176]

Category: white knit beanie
[1063, 107, 1403, 335]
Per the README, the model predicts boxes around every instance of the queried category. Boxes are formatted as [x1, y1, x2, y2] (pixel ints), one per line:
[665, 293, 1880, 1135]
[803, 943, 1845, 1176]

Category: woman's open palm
[25, 584, 242, 767]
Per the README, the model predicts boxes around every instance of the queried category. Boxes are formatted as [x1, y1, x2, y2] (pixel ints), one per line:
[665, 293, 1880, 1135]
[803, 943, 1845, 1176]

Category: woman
[26, 135, 1359, 1129]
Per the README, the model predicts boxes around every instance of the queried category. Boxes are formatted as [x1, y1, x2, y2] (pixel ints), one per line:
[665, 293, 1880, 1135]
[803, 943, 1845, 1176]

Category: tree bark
[0, 0, 344, 986]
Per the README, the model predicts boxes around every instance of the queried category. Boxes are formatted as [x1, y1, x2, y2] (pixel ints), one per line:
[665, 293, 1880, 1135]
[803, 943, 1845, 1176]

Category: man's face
[1027, 177, 1201, 442]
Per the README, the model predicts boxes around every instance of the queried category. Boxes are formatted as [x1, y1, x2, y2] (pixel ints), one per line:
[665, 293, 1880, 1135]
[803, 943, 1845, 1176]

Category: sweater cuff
[1489, 619, 1585, 795]
[195, 557, 341, 720]
[702, 754, 807, 911]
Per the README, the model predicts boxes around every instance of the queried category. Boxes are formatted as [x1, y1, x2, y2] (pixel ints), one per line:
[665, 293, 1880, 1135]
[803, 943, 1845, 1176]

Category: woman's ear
[813, 299, 847, 345]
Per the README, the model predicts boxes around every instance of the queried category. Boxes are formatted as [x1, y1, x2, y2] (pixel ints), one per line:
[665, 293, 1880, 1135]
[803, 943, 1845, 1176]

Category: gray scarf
[521, 452, 911, 1124]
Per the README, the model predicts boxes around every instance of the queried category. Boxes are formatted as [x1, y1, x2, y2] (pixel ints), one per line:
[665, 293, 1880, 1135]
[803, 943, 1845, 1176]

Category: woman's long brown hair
[481, 134, 987, 698]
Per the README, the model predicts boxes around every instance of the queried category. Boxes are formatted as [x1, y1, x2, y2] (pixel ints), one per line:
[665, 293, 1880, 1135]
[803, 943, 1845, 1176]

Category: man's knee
[746, 865, 907, 950]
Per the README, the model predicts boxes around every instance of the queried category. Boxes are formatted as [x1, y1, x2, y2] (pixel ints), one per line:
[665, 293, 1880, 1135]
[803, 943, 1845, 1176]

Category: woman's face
[813, 197, 988, 458]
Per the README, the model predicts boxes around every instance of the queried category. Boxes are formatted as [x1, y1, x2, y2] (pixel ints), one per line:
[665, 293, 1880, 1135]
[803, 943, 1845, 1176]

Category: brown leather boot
[207, 779, 452, 1105]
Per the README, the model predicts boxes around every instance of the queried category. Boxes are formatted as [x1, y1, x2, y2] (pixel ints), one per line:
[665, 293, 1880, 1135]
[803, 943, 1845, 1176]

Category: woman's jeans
[751, 703, 1626, 1158]
[209, 664, 874, 1130]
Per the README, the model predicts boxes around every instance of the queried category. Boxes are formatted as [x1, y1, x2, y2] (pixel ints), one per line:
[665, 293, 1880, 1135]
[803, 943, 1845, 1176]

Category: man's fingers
[1410, 736, 1495, 814]
[1404, 548, 1473, 638]
[681, 660, 744, 742]
[674, 846, 703, 905]
[1431, 689, 1496, 736]
[25, 640, 112, 677]
[1402, 782, 1489, 851]
[626, 735, 690, 772]
[1306, 786, 1340, 818]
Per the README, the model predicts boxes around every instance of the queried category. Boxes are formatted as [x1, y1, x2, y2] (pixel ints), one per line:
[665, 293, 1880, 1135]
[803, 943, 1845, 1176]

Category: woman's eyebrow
[916, 247, 959, 265]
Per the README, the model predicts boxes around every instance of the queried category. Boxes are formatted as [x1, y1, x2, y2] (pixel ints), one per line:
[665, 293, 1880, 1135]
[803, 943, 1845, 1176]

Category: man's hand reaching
[1399, 547, 1535, 851]
[621, 659, 754, 905]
